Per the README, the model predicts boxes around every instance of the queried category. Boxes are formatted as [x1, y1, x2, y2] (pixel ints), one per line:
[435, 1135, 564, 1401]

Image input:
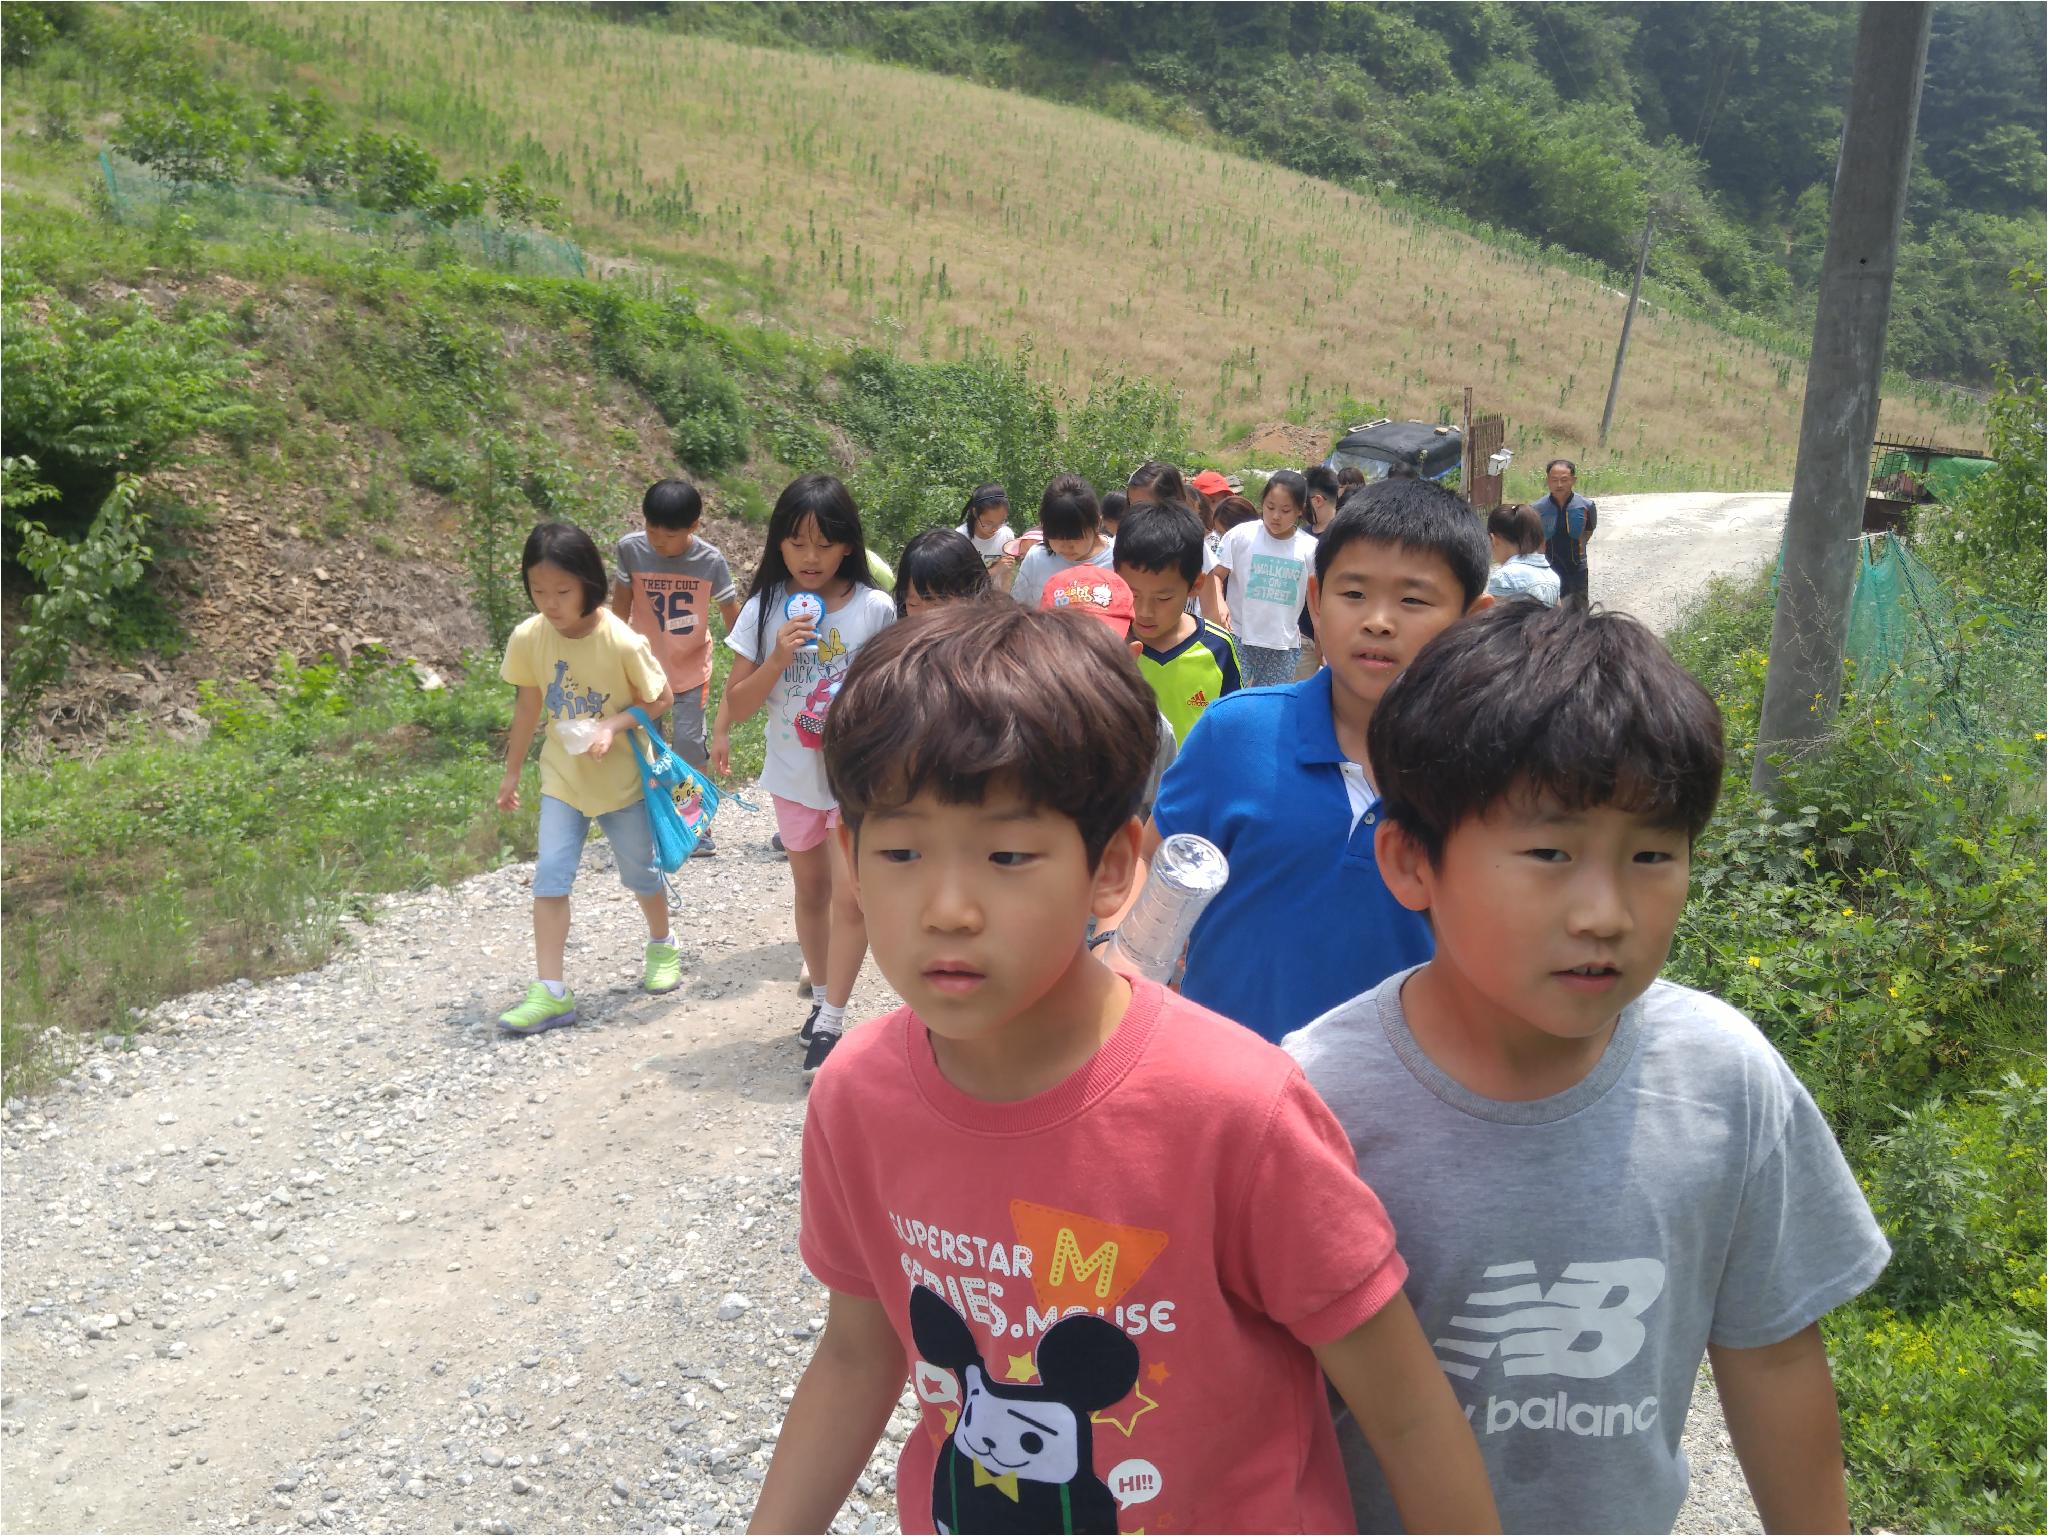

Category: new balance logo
[1433, 1258, 1664, 1382]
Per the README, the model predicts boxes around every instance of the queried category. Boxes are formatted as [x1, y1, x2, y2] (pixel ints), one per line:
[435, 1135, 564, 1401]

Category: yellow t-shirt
[500, 609, 667, 816]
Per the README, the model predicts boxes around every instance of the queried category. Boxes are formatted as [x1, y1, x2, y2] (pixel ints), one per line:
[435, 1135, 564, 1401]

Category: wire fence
[98, 152, 586, 279]
[1841, 533, 2044, 744]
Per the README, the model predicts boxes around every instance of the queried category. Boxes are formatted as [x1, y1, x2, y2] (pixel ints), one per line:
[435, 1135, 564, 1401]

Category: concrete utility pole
[1752, 1, 1932, 798]
[1598, 207, 1654, 448]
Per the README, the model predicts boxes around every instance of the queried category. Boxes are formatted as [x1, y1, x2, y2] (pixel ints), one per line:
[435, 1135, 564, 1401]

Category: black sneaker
[802, 1029, 841, 1081]
[770, 831, 787, 858]
[798, 1002, 821, 1045]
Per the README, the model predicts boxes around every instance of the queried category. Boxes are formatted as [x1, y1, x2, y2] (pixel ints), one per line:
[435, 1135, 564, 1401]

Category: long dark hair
[746, 473, 874, 656]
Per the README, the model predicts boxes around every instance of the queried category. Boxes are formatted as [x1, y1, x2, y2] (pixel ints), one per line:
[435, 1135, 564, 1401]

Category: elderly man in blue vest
[1538, 457, 1596, 603]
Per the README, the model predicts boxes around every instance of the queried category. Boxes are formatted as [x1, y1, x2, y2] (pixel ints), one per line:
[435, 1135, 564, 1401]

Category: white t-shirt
[726, 583, 898, 810]
[958, 519, 1017, 566]
[1010, 538, 1116, 610]
[1216, 523, 1317, 649]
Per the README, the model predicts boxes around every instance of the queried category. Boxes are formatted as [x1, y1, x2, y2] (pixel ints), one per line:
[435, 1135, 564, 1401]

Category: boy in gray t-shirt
[612, 479, 739, 852]
[1285, 602, 1888, 1534]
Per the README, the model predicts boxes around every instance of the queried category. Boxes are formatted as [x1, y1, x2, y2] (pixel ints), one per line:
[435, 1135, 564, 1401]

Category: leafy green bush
[1673, 661, 2044, 1137]
[1862, 1072, 2045, 1313]
[1665, 559, 2044, 1533]
[4, 475, 154, 742]
[1, 280, 253, 529]
[112, 95, 249, 189]
[1926, 266, 2045, 609]
[836, 347, 1184, 553]
[656, 345, 751, 473]
[1828, 1295, 2046, 1534]
[1829, 1071, 2045, 1531]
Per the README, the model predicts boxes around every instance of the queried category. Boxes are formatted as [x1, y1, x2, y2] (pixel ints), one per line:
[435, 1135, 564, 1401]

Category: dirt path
[1589, 491, 1791, 632]
[0, 501, 1785, 1533]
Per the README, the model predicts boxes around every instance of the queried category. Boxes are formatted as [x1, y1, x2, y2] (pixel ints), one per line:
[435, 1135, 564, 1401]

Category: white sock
[815, 1002, 847, 1037]
[540, 979, 568, 999]
[647, 934, 672, 949]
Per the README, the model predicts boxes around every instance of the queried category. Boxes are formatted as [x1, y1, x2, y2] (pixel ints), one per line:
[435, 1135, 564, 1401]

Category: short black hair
[896, 528, 991, 616]
[826, 601, 1157, 866]
[1100, 490, 1129, 529]
[1369, 602, 1725, 864]
[1303, 465, 1340, 503]
[1039, 474, 1101, 542]
[1314, 477, 1490, 605]
[642, 477, 703, 529]
[1112, 502, 1205, 585]
[1546, 458, 1577, 476]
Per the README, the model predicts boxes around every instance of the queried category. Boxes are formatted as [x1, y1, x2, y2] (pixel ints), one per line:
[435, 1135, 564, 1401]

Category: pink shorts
[772, 794, 841, 853]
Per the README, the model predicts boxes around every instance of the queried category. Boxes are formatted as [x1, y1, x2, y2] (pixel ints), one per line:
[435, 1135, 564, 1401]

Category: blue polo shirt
[1150, 667, 1434, 1043]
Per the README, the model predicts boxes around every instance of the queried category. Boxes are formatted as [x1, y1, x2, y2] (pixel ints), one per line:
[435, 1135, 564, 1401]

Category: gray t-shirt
[1284, 970, 1889, 1535]
[612, 531, 738, 693]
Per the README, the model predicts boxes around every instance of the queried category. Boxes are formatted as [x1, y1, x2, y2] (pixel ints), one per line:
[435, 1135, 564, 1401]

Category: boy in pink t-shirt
[749, 602, 1496, 1535]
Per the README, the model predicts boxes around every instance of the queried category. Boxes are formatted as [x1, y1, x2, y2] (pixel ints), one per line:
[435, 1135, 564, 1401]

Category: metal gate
[1464, 411, 1506, 508]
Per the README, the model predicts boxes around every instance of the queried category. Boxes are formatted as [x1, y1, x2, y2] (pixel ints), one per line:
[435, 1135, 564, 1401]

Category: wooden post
[1598, 208, 1655, 449]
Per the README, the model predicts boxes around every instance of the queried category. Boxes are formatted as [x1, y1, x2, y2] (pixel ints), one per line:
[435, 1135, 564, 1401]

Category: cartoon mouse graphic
[793, 670, 842, 750]
[910, 1284, 1140, 1535]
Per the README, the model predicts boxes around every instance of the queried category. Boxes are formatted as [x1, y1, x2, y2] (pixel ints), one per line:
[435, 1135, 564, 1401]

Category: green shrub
[1925, 266, 2045, 609]
[0, 280, 253, 532]
[5, 475, 154, 742]
[1828, 1294, 2046, 1533]
[658, 346, 751, 473]
[112, 96, 248, 189]
[836, 347, 1184, 554]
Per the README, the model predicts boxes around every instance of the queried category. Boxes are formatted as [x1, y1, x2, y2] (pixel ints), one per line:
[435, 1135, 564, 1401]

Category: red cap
[1038, 565, 1134, 634]
[1189, 470, 1231, 497]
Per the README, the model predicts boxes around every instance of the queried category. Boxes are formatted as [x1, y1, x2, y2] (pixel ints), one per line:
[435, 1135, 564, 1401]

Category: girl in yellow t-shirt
[495, 522, 676, 1035]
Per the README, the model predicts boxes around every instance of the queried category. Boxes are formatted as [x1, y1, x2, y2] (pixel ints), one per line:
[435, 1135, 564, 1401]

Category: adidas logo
[1185, 689, 1209, 710]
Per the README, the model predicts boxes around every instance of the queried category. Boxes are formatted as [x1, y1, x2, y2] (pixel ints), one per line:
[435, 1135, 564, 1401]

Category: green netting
[1841, 533, 2045, 743]
[1871, 449, 1996, 503]
[98, 153, 586, 279]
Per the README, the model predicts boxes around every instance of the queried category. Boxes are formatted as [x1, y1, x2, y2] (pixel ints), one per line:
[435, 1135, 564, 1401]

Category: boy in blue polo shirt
[1127, 478, 1493, 1043]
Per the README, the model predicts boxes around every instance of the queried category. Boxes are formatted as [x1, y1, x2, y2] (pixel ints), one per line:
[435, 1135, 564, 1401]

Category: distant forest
[606, 1, 2045, 388]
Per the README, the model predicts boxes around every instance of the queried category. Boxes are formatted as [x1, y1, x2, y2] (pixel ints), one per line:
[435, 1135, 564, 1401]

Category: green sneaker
[644, 940, 683, 995]
[497, 982, 577, 1036]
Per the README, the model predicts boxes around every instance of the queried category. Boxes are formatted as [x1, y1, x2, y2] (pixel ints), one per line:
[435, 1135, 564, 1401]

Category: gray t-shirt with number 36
[1284, 969, 1889, 1535]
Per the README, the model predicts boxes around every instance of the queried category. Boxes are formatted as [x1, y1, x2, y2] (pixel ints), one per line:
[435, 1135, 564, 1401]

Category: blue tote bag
[624, 706, 724, 873]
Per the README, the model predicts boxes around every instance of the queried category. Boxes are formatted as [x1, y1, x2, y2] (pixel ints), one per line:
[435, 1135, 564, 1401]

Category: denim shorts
[533, 794, 663, 899]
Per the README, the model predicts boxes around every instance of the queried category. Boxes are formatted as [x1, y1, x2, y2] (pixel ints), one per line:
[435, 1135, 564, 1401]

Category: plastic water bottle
[1110, 834, 1229, 982]
[554, 719, 602, 755]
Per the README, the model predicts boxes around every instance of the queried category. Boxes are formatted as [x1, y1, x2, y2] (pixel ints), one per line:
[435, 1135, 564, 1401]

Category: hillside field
[207, 3, 1974, 490]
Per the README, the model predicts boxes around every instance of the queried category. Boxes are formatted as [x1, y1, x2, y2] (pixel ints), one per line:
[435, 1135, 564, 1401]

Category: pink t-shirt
[801, 979, 1406, 1535]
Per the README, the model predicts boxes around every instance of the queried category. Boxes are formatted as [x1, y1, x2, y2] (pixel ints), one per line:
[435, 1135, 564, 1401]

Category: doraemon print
[724, 584, 896, 810]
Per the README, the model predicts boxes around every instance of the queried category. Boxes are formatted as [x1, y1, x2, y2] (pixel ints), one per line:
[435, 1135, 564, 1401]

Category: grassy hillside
[0, 0, 1998, 1081]
[197, 2, 1974, 492]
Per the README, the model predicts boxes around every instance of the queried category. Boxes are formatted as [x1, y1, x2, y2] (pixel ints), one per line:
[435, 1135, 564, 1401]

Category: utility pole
[1752, 1, 1931, 798]
[1598, 206, 1654, 448]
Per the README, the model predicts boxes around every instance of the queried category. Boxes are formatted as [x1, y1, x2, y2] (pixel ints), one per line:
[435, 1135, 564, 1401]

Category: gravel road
[1586, 491, 1791, 633]
[1, 499, 1787, 1534]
